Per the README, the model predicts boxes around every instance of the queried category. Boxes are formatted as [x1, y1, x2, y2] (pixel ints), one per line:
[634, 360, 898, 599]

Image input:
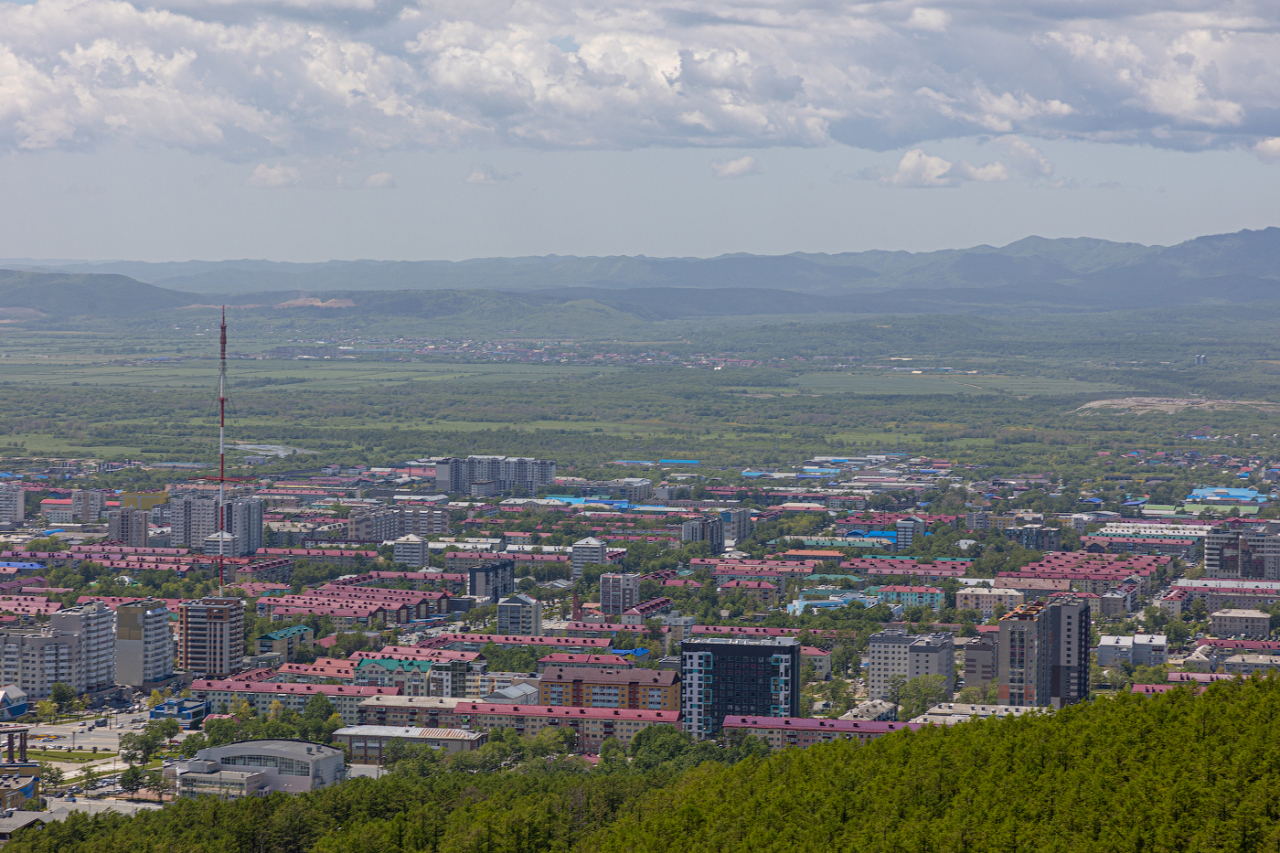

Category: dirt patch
[273, 298, 356, 309]
[1078, 397, 1280, 414]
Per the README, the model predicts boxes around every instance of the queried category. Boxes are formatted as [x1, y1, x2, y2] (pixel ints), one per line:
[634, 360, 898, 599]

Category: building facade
[866, 629, 955, 701]
[178, 597, 245, 678]
[539, 666, 680, 711]
[496, 594, 543, 636]
[600, 573, 643, 615]
[51, 601, 117, 693]
[170, 492, 220, 549]
[117, 598, 176, 687]
[571, 537, 607, 581]
[681, 636, 799, 739]
[997, 595, 1090, 708]
[176, 740, 345, 798]
[0, 483, 23, 525]
[681, 516, 725, 554]
[1210, 609, 1272, 639]
[467, 560, 516, 600]
[107, 507, 150, 547]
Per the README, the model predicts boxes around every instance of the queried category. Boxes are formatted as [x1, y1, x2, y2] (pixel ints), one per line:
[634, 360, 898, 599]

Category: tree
[146, 690, 165, 709]
[897, 674, 951, 721]
[144, 769, 170, 803]
[152, 717, 181, 745]
[37, 763, 63, 791]
[35, 700, 57, 723]
[49, 683, 75, 712]
[119, 765, 145, 798]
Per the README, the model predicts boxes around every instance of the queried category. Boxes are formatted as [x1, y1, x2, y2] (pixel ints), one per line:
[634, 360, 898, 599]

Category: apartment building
[719, 508, 754, 545]
[178, 597, 245, 678]
[51, 601, 117, 692]
[434, 456, 556, 496]
[600, 573, 643, 615]
[170, 492, 220, 549]
[70, 489, 105, 522]
[961, 635, 997, 690]
[571, 537, 607, 581]
[452, 702, 678, 752]
[681, 516, 725, 554]
[221, 498, 264, 557]
[117, 599, 176, 687]
[1210, 609, 1272, 639]
[257, 624, 315, 662]
[997, 595, 1090, 708]
[0, 628, 82, 699]
[956, 588, 1025, 620]
[0, 483, 23, 525]
[107, 507, 150, 547]
[1095, 634, 1169, 667]
[349, 506, 450, 542]
[721, 716, 917, 751]
[539, 666, 680, 711]
[467, 560, 516, 600]
[496, 593, 543, 636]
[191, 680, 398, 725]
[866, 630, 954, 701]
[1205, 526, 1280, 580]
[681, 636, 799, 739]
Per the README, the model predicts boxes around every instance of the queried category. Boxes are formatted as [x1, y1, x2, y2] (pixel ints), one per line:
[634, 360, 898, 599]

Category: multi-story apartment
[52, 601, 117, 692]
[70, 489, 105, 522]
[107, 506, 150, 547]
[349, 506, 450, 542]
[964, 511, 990, 531]
[997, 595, 1090, 708]
[392, 534, 428, 568]
[0, 483, 24, 525]
[257, 624, 314, 662]
[467, 560, 516, 601]
[895, 517, 927, 551]
[117, 599, 175, 687]
[571, 537, 607, 581]
[496, 593, 543, 635]
[961, 635, 997, 691]
[681, 516, 725, 554]
[1205, 525, 1280, 580]
[1004, 524, 1061, 552]
[220, 497, 264, 557]
[178, 598, 245, 678]
[539, 666, 680, 711]
[681, 636, 800, 739]
[866, 629, 954, 701]
[435, 456, 556, 496]
[600, 573, 643, 615]
[719, 508, 754, 545]
[956, 588, 1025, 619]
[1095, 634, 1169, 667]
[170, 493, 219, 549]
[0, 628, 82, 698]
[1210, 609, 1271, 639]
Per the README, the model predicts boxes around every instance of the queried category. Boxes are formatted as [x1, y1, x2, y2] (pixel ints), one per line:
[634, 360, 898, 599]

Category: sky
[1, 0, 1279, 261]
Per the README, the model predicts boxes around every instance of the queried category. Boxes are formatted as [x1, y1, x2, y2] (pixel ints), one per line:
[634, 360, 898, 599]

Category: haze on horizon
[1, 0, 1279, 263]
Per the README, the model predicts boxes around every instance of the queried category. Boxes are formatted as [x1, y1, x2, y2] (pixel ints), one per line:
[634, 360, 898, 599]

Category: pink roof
[192, 680, 398, 697]
[537, 654, 632, 665]
[454, 702, 680, 723]
[722, 715, 918, 734]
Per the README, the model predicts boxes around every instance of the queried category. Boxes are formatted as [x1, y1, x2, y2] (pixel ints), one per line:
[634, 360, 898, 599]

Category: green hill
[12, 676, 1280, 853]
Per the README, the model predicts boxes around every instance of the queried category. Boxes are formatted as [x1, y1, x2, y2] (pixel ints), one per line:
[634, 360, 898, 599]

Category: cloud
[1256, 138, 1280, 163]
[996, 135, 1055, 180]
[246, 163, 301, 187]
[1, 0, 1280, 157]
[464, 165, 515, 184]
[877, 149, 1009, 188]
[363, 171, 395, 188]
[710, 155, 758, 178]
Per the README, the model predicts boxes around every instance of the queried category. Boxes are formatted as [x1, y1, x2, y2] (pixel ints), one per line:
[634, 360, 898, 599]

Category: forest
[12, 674, 1280, 853]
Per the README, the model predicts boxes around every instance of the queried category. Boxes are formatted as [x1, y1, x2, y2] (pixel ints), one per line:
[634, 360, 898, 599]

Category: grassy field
[796, 371, 1129, 396]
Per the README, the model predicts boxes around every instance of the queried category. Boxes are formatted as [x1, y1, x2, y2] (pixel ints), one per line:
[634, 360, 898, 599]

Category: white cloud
[997, 135, 1055, 180]
[363, 171, 395, 188]
[905, 8, 950, 33]
[1255, 138, 1280, 163]
[711, 155, 758, 178]
[0, 0, 1279, 157]
[879, 149, 1008, 188]
[464, 165, 514, 184]
[246, 163, 301, 187]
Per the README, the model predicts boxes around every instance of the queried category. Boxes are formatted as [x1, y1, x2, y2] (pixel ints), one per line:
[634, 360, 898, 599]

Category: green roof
[261, 625, 314, 641]
[355, 658, 433, 673]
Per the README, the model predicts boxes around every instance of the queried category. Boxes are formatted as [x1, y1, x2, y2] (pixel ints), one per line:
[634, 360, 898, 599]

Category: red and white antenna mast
[218, 306, 227, 595]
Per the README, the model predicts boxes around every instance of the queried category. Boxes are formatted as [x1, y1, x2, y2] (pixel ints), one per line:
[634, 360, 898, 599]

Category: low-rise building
[1211, 609, 1272, 639]
[452, 702, 680, 753]
[191, 680, 399, 725]
[910, 703, 1040, 726]
[875, 586, 945, 611]
[1095, 635, 1168, 667]
[357, 695, 467, 728]
[720, 715, 917, 750]
[257, 625, 315, 662]
[176, 740, 345, 798]
[538, 667, 679, 711]
[955, 588, 1024, 620]
[332, 726, 486, 762]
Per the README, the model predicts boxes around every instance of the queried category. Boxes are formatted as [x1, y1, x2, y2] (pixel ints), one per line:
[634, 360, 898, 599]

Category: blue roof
[659, 459, 700, 465]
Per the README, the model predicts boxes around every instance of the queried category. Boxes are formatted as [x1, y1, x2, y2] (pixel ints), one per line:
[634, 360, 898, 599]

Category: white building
[393, 534, 429, 568]
[867, 629, 954, 701]
[176, 740, 346, 799]
[221, 497, 264, 557]
[51, 601, 117, 692]
[171, 493, 219, 549]
[497, 593, 543, 636]
[571, 537, 607, 581]
[1095, 634, 1168, 668]
[0, 483, 24, 525]
[117, 599, 174, 687]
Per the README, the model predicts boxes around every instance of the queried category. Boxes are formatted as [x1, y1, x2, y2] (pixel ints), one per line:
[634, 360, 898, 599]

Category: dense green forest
[14, 676, 1280, 853]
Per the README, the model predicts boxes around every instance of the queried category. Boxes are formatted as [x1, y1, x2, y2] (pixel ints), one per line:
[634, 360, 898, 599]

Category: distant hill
[0, 269, 193, 318]
[5, 227, 1279, 295]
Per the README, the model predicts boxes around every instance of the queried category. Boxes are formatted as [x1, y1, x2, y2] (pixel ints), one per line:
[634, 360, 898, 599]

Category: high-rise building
[962, 635, 997, 692]
[895, 516, 927, 552]
[349, 506, 450, 542]
[467, 560, 516, 600]
[571, 537, 607, 581]
[221, 497, 264, 557]
[600, 573, 643, 615]
[681, 636, 800, 739]
[116, 599, 174, 687]
[435, 456, 556, 496]
[0, 628, 83, 699]
[1205, 524, 1280, 580]
[719, 508, 754, 545]
[0, 483, 24, 525]
[866, 629, 954, 701]
[107, 507, 150, 547]
[997, 595, 1091, 708]
[392, 534, 429, 568]
[178, 598, 245, 678]
[497, 593, 543, 635]
[51, 601, 117, 693]
[681, 516, 724, 554]
[70, 490, 105, 522]
[170, 493, 219, 549]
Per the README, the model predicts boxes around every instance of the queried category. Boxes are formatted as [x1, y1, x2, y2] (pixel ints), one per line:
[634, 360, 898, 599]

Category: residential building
[451, 702, 679, 752]
[176, 740, 346, 798]
[434, 456, 556, 496]
[721, 716, 917, 750]
[357, 695, 467, 728]
[1004, 525, 1061, 552]
[0, 628, 83, 698]
[178, 597, 245, 678]
[961, 635, 996, 691]
[660, 611, 697, 653]
[571, 537, 607, 581]
[910, 703, 1038, 726]
[681, 516, 725, 554]
[51, 601, 116, 692]
[257, 625, 315, 662]
[332, 726, 486, 762]
[116, 599, 174, 687]
[170, 492, 220, 549]
[539, 666, 680, 711]
[600, 573, 643, 615]
[349, 506, 450, 542]
[0, 483, 23, 525]
[70, 489, 105, 522]
[107, 506, 150, 547]
[1205, 526, 1280, 580]
[220, 497, 264, 557]
[467, 560, 516, 601]
[1095, 634, 1169, 667]
[895, 517, 927, 551]
[1211, 609, 1272, 639]
[191, 680, 398, 725]
[497, 593, 543, 636]
[717, 580, 778, 607]
[956, 588, 1025, 620]
[867, 629, 954, 701]
[964, 511, 990, 531]
[719, 508, 754, 545]
[997, 595, 1090, 708]
[393, 534, 429, 568]
[681, 636, 800, 739]
[876, 585, 945, 611]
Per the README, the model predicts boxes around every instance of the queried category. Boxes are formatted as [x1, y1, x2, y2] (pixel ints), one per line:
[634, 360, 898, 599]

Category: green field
[796, 371, 1129, 396]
